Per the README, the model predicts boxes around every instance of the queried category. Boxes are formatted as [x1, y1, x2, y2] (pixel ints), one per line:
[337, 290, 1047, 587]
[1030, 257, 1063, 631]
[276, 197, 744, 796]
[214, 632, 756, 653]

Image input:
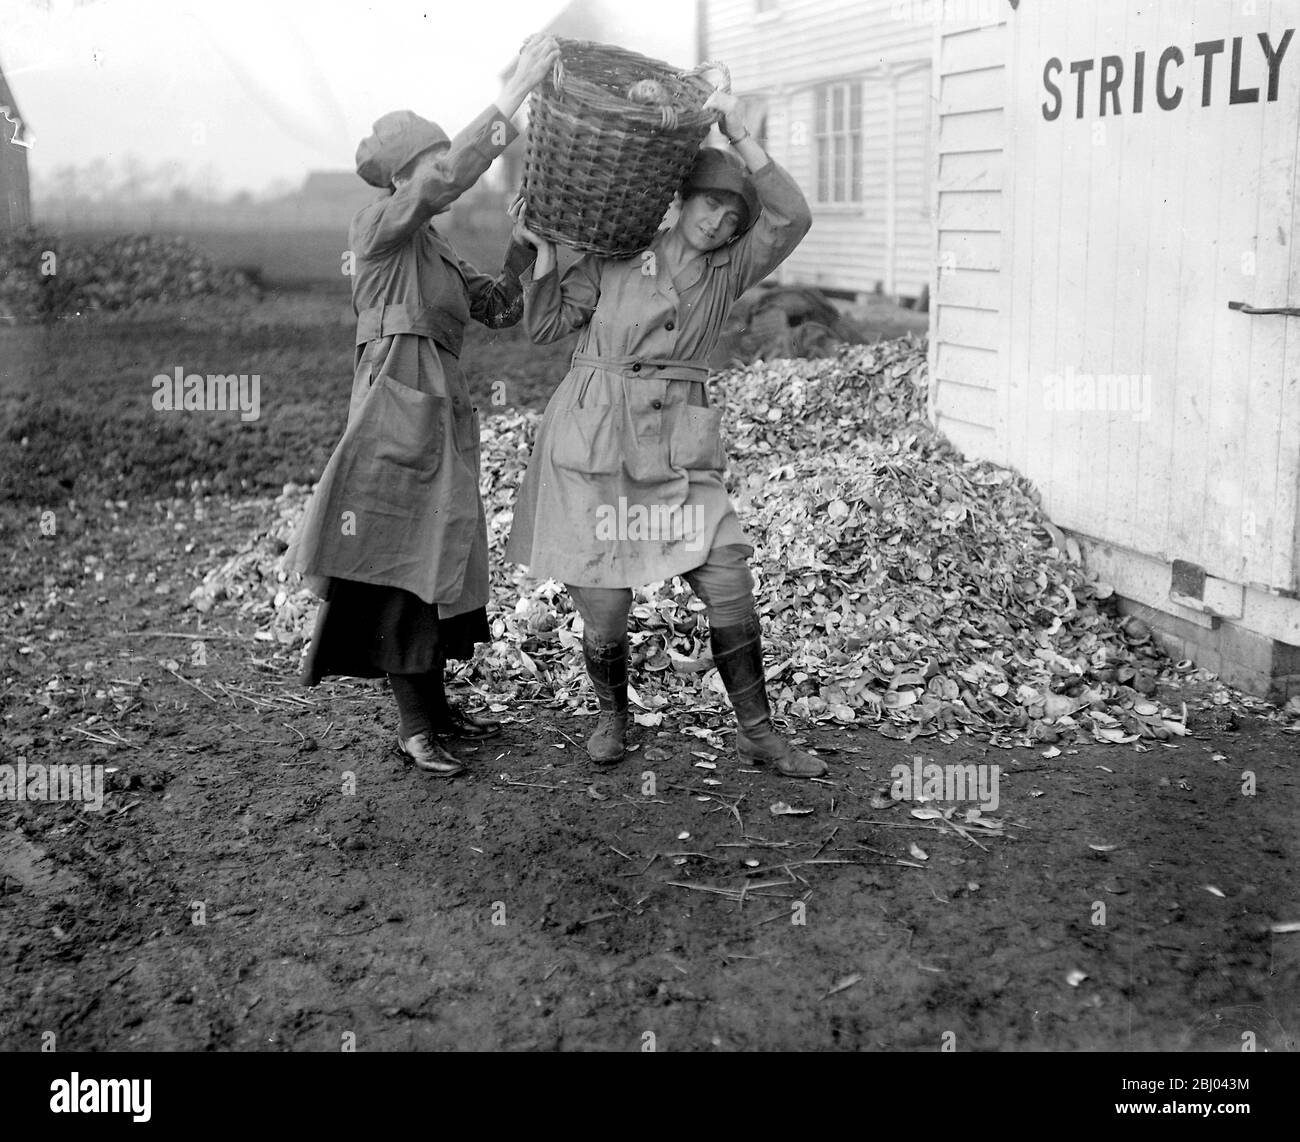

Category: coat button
[631, 362, 642, 372]
[651, 399, 663, 410]
[665, 321, 675, 331]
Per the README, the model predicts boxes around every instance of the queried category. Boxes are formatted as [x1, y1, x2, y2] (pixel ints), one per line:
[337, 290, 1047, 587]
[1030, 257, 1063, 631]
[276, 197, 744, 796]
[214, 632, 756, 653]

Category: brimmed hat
[356, 110, 450, 188]
[682, 147, 760, 234]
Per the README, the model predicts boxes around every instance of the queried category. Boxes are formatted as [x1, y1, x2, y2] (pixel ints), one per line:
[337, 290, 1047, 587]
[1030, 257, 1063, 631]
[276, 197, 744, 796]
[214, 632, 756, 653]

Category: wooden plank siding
[1243, 2, 1300, 593]
[934, 1, 1300, 595]
[705, 0, 934, 296]
[1287, 147, 1300, 594]
[994, 0, 1300, 591]
[931, 14, 1008, 455]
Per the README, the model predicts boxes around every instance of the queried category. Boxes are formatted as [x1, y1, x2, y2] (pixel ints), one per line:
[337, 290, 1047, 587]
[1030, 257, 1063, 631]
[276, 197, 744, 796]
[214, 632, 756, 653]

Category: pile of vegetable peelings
[192, 338, 1196, 748]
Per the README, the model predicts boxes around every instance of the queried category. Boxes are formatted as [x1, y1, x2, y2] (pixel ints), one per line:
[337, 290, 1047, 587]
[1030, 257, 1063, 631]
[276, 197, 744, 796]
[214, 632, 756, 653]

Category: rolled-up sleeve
[352, 105, 519, 256]
[728, 158, 813, 296]
[524, 254, 603, 344]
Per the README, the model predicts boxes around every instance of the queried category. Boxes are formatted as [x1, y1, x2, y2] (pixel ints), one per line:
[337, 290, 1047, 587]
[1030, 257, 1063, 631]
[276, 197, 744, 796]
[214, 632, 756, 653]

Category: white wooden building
[0, 53, 32, 232]
[704, 0, 934, 301]
[932, 0, 1300, 699]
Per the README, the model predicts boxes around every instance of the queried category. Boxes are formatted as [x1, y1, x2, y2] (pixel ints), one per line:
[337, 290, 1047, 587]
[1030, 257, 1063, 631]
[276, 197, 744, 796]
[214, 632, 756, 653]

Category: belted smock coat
[285, 104, 530, 615]
[505, 157, 812, 588]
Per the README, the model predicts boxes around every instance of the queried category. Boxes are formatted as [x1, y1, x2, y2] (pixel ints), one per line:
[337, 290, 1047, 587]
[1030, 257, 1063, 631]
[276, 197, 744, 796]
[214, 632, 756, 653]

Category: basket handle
[688, 59, 732, 96]
[515, 36, 570, 97]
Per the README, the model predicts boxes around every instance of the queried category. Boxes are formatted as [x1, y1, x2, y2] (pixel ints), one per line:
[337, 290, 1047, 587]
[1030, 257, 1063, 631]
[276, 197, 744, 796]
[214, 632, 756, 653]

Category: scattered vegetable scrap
[190, 340, 1281, 747]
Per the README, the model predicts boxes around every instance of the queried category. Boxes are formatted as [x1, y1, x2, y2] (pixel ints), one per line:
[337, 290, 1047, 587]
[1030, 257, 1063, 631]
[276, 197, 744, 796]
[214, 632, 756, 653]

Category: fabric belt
[571, 352, 709, 382]
[355, 302, 465, 357]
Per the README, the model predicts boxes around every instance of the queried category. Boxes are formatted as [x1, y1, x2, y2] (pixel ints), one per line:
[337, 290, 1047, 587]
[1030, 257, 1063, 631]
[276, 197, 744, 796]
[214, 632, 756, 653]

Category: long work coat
[505, 157, 812, 588]
[285, 104, 529, 619]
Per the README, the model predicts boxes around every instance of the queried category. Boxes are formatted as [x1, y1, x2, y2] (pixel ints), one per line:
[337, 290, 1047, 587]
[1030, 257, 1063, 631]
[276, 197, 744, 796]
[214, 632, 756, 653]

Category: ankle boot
[396, 732, 466, 777]
[425, 650, 501, 739]
[389, 673, 466, 777]
[710, 615, 828, 779]
[582, 631, 629, 765]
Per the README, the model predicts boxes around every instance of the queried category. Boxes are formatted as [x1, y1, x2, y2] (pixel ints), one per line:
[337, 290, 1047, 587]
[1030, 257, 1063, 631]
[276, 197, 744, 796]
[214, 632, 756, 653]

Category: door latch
[1228, 300, 1300, 317]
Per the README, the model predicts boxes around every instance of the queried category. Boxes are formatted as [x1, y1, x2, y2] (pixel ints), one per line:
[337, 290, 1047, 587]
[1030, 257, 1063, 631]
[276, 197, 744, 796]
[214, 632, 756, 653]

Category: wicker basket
[521, 39, 728, 257]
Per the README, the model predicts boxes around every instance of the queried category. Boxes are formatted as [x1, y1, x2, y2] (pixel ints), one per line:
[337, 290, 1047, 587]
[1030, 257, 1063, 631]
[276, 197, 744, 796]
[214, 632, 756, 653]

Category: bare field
[1, 276, 1296, 1057]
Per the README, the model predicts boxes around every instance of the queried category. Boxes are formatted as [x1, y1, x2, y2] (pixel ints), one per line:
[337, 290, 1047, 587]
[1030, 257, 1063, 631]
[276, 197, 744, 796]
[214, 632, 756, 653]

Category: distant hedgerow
[0, 227, 258, 322]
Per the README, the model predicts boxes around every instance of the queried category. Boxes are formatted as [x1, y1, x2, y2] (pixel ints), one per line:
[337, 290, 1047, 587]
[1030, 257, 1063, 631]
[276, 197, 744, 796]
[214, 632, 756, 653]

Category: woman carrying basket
[508, 90, 826, 779]
[284, 34, 560, 779]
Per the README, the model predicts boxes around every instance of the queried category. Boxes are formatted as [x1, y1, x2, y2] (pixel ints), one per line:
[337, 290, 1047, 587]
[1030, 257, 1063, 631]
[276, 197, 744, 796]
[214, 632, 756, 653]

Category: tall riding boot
[710, 614, 828, 779]
[582, 630, 629, 765]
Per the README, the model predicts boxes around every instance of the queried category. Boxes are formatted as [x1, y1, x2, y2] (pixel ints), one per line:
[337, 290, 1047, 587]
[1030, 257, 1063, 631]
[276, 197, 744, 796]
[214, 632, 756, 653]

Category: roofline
[0, 50, 27, 126]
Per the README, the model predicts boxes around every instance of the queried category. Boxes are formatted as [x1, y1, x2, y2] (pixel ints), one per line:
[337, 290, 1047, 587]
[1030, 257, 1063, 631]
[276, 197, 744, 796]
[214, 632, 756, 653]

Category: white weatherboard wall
[930, 8, 1007, 460]
[706, 0, 933, 297]
[932, 0, 1300, 680]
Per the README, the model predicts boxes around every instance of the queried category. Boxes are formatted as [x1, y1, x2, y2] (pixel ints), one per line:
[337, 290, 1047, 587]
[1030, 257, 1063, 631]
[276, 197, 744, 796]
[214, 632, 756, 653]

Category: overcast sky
[0, 0, 696, 195]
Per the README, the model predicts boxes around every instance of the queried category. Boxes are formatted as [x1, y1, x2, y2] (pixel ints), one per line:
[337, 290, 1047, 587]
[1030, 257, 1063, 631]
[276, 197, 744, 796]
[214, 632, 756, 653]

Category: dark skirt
[300, 578, 490, 686]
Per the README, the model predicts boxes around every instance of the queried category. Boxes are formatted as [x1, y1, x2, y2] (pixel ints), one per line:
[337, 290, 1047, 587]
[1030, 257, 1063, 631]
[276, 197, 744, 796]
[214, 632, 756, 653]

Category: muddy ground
[2, 491, 1297, 1052]
[2, 298, 1298, 1053]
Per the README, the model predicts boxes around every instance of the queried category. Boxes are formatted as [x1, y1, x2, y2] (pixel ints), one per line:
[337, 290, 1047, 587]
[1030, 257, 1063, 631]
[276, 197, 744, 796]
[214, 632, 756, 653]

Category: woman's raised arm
[703, 90, 813, 296]
[352, 36, 560, 256]
[352, 108, 516, 255]
[510, 200, 601, 343]
[524, 254, 602, 344]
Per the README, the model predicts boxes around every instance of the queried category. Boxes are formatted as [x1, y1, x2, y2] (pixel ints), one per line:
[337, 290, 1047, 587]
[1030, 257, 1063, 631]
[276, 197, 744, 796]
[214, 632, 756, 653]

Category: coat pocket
[550, 404, 621, 475]
[669, 405, 725, 472]
[357, 376, 446, 479]
[450, 401, 481, 456]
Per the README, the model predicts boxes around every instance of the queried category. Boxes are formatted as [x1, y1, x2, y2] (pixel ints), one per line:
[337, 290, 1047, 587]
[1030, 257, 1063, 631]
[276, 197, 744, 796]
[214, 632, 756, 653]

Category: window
[814, 82, 863, 204]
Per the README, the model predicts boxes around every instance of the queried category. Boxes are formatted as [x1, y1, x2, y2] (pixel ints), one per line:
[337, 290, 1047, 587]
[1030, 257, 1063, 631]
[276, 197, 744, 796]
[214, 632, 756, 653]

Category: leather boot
[710, 615, 828, 779]
[426, 650, 501, 740]
[396, 733, 466, 778]
[389, 672, 466, 777]
[582, 630, 629, 765]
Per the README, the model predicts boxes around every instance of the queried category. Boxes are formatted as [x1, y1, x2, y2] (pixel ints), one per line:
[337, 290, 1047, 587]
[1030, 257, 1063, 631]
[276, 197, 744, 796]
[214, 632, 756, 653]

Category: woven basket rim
[542, 37, 718, 132]
[519, 37, 723, 256]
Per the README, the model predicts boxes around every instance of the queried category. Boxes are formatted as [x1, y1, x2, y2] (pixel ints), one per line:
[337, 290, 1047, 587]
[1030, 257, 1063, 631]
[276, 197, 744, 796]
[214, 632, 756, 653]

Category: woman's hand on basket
[704, 90, 745, 140]
[515, 35, 561, 92]
[705, 89, 765, 169]
[498, 34, 560, 117]
[509, 195, 556, 277]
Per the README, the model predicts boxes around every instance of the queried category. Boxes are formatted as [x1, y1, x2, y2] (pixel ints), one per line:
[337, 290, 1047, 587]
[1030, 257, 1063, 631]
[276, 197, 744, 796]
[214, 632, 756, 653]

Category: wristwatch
[725, 126, 751, 144]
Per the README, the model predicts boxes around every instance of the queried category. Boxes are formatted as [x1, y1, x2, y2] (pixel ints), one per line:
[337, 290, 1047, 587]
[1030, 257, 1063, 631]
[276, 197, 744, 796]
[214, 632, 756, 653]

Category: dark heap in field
[192, 338, 1190, 748]
[0, 228, 257, 321]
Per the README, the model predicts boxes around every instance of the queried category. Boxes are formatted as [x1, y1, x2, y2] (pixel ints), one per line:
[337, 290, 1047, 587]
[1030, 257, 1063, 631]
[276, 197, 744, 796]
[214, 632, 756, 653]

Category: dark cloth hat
[356, 110, 450, 188]
[683, 147, 760, 233]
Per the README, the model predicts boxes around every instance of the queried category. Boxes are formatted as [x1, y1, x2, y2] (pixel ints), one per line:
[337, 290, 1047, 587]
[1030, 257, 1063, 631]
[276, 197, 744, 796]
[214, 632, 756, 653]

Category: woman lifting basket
[284, 34, 561, 779]
[508, 90, 827, 779]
